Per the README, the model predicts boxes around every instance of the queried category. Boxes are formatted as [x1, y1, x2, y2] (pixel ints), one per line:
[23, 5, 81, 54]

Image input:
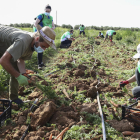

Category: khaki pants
[0, 53, 19, 100]
[9, 60, 19, 100]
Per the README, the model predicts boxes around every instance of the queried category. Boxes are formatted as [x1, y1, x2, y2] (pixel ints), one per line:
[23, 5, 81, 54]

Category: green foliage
[36, 82, 57, 99]
[10, 23, 32, 28]
[0, 66, 10, 91]
[125, 36, 134, 44]
[61, 24, 73, 29]
[74, 25, 81, 30]
[63, 125, 92, 140]
[115, 32, 122, 40]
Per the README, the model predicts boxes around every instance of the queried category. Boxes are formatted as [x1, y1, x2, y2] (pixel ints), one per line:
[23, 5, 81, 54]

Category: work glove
[119, 80, 129, 88]
[16, 74, 28, 86]
[72, 38, 75, 41]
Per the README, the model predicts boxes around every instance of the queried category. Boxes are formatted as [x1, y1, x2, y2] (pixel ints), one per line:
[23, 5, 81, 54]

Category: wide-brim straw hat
[36, 24, 56, 50]
[133, 44, 140, 58]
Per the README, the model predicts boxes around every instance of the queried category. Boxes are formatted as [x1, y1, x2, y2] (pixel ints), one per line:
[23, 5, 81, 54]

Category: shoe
[12, 98, 24, 105]
[38, 65, 42, 70]
[41, 63, 46, 67]
[129, 98, 137, 103]
[67, 43, 71, 47]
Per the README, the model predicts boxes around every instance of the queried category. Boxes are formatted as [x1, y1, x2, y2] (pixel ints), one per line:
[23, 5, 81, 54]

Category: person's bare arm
[127, 75, 136, 83]
[109, 36, 112, 40]
[34, 18, 40, 27]
[0, 51, 20, 78]
[52, 21, 55, 30]
[68, 38, 73, 41]
[17, 59, 26, 74]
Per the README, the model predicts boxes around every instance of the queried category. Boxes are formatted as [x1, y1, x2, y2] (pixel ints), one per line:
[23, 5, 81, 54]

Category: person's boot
[41, 62, 46, 67]
[38, 64, 42, 70]
[67, 43, 71, 47]
[12, 98, 24, 105]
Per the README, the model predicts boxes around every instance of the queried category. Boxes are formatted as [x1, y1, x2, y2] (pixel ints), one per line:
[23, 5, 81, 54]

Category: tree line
[1, 23, 140, 31]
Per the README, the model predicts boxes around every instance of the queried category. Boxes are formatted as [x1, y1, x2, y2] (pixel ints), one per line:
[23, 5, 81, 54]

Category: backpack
[34, 14, 44, 24]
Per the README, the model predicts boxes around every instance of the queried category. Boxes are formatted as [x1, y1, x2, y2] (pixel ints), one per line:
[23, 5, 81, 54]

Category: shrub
[125, 36, 134, 44]
[74, 25, 81, 30]
[115, 33, 122, 40]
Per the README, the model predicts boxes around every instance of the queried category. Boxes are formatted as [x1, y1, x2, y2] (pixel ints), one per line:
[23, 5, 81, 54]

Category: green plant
[115, 33, 122, 40]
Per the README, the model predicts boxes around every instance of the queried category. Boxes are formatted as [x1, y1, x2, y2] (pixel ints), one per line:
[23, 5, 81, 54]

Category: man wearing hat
[104, 30, 116, 42]
[0, 24, 56, 104]
[119, 44, 140, 101]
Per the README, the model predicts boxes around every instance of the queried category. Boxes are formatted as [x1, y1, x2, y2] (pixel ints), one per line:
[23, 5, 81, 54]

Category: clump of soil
[77, 103, 97, 114]
[85, 70, 96, 78]
[109, 119, 134, 132]
[66, 63, 73, 68]
[18, 87, 25, 95]
[78, 64, 87, 71]
[95, 41, 100, 45]
[50, 74, 59, 78]
[30, 101, 56, 129]
[68, 57, 73, 62]
[87, 86, 97, 98]
[11, 125, 27, 140]
[28, 92, 41, 100]
[74, 69, 85, 77]
[68, 81, 89, 91]
[31, 76, 48, 86]
[131, 132, 140, 139]
[49, 110, 79, 129]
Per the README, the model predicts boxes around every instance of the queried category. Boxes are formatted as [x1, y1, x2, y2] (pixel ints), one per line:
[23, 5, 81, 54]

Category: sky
[1, 0, 140, 28]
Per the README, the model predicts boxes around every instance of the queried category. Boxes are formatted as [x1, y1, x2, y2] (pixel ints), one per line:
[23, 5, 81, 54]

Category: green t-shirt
[61, 31, 71, 42]
[33, 14, 53, 32]
[41, 14, 53, 28]
[80, 26, 85, 31]
[0, 25, 34, 62]
[107, 30, 115, 36]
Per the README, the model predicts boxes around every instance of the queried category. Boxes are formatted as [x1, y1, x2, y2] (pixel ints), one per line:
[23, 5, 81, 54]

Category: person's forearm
[69, 38, 73, 41]
[17, 59, 26, 74]
[52, 22, 55, 30]
[34, 19, 40, 27]
[0, 59, 20, 78]
[127, 75, 136, 83]
[0, 51, 20, 78]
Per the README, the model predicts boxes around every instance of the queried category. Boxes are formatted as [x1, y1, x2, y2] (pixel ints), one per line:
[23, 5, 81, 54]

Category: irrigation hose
[96, 72, 106, 140]
[20, 98, 38, 140]
[44, 70, 60, 77]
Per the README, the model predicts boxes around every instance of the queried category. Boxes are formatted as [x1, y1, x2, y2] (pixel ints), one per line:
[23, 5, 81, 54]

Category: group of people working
[0, 3, 139, 105]
[98, 30, 116, 42]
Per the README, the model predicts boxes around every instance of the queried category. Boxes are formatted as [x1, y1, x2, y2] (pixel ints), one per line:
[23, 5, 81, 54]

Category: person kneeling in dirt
[60, 29, 75, 48]
[98, 32, 104, 38]
[79, 25, 85, 36]
[104, 30, 116, 42]
[119, 44, 140, 102]
[0, 24, 56, 105]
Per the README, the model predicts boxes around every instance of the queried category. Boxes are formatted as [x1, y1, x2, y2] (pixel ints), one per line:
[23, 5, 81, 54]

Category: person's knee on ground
[132, 86, 140, 98]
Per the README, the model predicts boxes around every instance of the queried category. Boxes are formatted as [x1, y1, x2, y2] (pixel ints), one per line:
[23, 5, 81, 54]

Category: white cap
[133, 44, 140, 58]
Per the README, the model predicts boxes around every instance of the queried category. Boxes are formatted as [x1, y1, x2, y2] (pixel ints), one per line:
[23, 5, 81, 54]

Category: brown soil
[109, 119, 134, 132]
